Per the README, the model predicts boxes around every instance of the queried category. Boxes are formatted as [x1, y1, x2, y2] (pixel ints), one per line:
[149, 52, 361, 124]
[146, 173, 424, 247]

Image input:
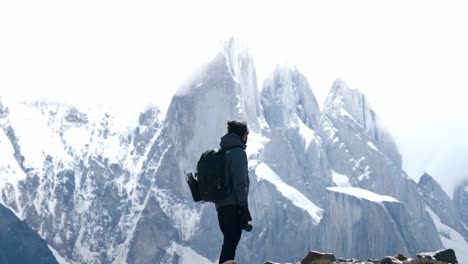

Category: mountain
[418, 173, 468, 241]
[318, 80, 443, 257]
[0, 98, 164, 263]
[0, 202, 58, 264]
[0, 39, 462, 263]
[418, 174, 468, 261]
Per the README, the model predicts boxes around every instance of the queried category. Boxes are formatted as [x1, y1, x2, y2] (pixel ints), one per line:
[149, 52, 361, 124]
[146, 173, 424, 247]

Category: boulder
[301, 251, 337, 263]
[394, 254, 408, 261]
[380, 256, 403, 264]
[417, 249, 458, 264]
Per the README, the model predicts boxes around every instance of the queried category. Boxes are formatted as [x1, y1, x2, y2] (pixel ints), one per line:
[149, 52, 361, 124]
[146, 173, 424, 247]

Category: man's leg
[217, 205, 242, 264]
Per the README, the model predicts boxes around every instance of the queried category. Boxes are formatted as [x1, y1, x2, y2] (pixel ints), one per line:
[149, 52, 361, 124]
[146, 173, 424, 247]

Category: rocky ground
[262, 249, 458, 264]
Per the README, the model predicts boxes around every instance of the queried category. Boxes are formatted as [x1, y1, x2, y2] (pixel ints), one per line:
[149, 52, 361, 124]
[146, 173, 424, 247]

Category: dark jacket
[215, 133, 249, 210]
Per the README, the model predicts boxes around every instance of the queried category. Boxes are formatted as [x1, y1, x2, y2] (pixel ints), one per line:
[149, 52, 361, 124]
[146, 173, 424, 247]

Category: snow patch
[367, 141, 379, 152]
[48, 246, 70, 264]
[256, 163, 323, 224]
[156, 190, 201, 241]
[62, 127, 91, 153]
[339, 107, 358, 124]
[358, 165, 371, 181]
[332, 170, 352, 187]
[245, 131, 269, 159]
[327, 187, 399, 203]
[426, 206, 468, 263]
[0, 129, 27, 184]
[295, 118, 316, 151]
[166, 242, 215, 264]
[7, 102, 73, 168]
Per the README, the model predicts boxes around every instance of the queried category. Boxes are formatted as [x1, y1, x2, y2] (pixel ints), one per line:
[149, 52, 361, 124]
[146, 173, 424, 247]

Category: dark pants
[217, 205, 242, 264]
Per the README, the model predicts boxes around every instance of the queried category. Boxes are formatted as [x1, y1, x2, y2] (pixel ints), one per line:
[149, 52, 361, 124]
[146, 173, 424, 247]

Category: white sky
[1, 0, 467, 196]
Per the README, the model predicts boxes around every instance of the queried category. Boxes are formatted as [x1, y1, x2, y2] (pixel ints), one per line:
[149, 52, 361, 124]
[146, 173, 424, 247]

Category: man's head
[227, 120, 249, 144]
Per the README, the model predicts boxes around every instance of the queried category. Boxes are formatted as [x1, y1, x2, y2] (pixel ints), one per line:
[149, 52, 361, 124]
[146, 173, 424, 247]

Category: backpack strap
[220, 146, 241, 152]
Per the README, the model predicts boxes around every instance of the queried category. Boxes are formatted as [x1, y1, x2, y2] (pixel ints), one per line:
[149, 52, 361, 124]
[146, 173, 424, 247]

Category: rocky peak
[418, 173, 468, 242]
[261, 64, 321, 129]
[324, 78, 380, 136]
[418, 173, 439, 191]
[323, 79, 401, 167]
[138, 105, 160, 127]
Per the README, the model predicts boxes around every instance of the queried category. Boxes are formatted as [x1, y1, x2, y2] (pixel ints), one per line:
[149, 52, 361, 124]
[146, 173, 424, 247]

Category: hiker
[216, 120, 252, 264]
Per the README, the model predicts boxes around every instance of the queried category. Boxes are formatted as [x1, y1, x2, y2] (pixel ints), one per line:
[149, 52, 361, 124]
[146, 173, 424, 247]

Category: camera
[243, 222, 252, 232]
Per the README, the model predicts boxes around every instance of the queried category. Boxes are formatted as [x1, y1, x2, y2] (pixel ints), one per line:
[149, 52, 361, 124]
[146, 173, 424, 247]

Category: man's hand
[239, 205, 252, 232]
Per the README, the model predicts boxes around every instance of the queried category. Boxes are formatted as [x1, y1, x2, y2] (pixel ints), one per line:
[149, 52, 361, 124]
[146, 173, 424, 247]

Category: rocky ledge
[263, 249, 458, 264]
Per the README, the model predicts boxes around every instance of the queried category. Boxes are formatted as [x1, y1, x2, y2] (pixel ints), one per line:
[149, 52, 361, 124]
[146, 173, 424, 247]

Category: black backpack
[186, 147, 235, 202]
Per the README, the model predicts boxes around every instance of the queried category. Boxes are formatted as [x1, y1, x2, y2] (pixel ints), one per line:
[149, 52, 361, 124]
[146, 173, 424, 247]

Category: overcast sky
[1, 0, 467, 196]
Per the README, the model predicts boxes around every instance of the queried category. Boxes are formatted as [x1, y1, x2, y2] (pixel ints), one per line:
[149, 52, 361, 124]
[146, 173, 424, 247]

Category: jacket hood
[220, 133, 247, 150]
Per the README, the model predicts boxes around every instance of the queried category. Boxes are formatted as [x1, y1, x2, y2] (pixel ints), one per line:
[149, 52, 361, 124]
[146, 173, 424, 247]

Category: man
[216, 120, 252, 264]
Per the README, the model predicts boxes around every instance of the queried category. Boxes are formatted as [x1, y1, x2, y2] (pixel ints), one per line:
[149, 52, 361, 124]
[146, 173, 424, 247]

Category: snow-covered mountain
[0, 98, 163, 263]
[418, 174, 468, 261]
[0, 39, 466, 263]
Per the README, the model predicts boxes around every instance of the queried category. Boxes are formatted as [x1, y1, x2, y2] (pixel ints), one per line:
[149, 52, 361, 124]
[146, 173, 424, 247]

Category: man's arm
[230, 148, 248, 206]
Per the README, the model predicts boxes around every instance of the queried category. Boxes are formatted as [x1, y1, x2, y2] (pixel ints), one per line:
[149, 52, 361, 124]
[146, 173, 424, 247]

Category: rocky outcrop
[418, 173, 468, 242]
[0, 203, 58, 264]
[320, 187, 441, 259]
[267, 249, 457, 264]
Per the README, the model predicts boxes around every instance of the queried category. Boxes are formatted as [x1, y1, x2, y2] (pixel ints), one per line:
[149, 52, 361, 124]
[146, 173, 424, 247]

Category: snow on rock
[156, 189, 201, 242]
[426, 206, 468, 263]
[261, 63, 321, 129]
[331, 170, 352, 187]
[6, 102, 73, 168]
[292, 117, 318, 152]
[327, 187, 399, 203]
[48, 246, 70, 264]
[323, 79, 402, 168]
[256, 162, 323, 224]
[367, 141, 379, 152]
[166, 242, 215, 264]
[245, 131, 269, 160]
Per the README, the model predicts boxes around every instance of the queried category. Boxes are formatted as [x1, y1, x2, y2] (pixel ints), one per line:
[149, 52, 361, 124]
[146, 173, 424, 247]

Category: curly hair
[227, 120, 249, 138]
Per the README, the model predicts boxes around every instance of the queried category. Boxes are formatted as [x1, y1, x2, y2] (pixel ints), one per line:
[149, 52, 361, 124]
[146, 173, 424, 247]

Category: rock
[380, 256, 403, 264]
[222, 261, 237, 264]
[301, 251, 337, 263]
[416, 253, 436, 260]
[417, 249, 458, 263]
[434, 249, 458, 264]
[337, 258, 354, 262]
[264, 262, 279, 264]
[394, 254, 408, 261]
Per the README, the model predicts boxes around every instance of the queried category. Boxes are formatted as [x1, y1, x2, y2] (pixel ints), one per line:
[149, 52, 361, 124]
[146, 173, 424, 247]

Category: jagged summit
[418, 172, 468, 243]
[222, 37, 253, 79]
[261, 64, 321, 129]
[323, 79, 402, 167]
[324, 78, 378, 132]
[172, 37, 263, 135]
